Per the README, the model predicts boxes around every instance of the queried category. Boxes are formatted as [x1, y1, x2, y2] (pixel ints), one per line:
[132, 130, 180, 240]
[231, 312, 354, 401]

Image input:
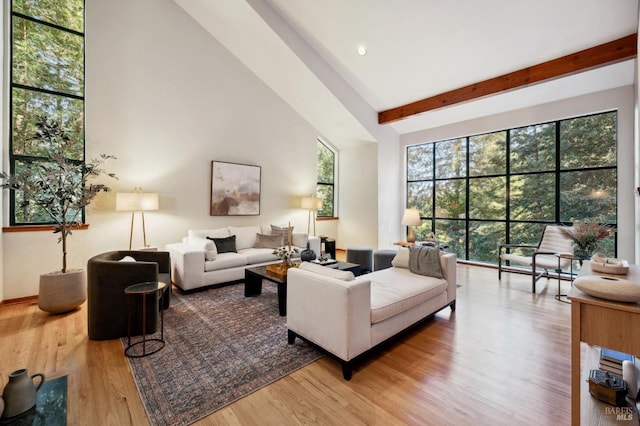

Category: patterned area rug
[122, 282, 322, 426]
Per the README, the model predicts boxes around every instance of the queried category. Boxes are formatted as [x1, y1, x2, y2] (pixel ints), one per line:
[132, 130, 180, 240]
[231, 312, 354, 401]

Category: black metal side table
[124, 281, 167, 358]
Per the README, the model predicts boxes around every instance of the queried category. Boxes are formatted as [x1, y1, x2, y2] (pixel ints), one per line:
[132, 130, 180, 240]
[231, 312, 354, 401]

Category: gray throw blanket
[408, 246, 443, 278]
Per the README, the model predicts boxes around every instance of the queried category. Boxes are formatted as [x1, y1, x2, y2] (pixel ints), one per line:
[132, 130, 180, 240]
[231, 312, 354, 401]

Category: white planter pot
[38, 269, 87, 314]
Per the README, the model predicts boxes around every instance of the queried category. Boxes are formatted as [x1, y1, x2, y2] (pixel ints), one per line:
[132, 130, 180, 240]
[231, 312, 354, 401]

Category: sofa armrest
[287, 268, 371, 361]
[165, 243, 205, 290]
[441, 252, 457, 304]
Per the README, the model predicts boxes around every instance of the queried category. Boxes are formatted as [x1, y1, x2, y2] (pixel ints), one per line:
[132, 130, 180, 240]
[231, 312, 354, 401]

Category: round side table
[124, 281, 167, 358]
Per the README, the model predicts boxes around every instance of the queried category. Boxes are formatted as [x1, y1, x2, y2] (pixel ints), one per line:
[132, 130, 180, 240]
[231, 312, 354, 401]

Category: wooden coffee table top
[246, 261, 360, 284]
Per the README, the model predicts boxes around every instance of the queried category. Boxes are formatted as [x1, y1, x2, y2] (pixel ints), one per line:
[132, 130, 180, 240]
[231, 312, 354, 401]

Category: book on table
[598, 348, 634, 377]
[601, 348, 635, 364]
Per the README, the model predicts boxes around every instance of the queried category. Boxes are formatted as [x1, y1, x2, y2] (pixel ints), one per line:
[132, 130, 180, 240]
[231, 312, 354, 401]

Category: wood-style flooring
[0, 264, 572, 425]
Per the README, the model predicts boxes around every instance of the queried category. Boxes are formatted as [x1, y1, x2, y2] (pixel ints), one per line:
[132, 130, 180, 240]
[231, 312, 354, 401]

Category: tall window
[316, 140, 335, 218]
[406, 111, 617, 263]
[10, 0, 85, 225]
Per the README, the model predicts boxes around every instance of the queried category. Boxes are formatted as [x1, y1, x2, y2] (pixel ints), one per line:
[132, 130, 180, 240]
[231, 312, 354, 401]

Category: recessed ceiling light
[357, 46, 367, 56]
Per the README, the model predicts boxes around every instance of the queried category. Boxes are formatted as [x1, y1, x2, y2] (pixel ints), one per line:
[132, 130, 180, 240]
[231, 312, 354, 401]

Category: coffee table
[244, 261, 360, 316]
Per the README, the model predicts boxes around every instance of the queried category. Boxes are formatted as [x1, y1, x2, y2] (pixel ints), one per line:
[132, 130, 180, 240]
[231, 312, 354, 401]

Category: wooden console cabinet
[568, 262, 640, 425]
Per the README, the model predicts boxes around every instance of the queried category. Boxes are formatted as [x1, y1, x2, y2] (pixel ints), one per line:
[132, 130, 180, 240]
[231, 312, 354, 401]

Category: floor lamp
[301, 195, 323, 236]
[116, 189, 159, 249]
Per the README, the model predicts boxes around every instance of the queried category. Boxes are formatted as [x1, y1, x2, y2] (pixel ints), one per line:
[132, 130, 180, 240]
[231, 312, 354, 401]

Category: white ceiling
[175, 0, 639, 147]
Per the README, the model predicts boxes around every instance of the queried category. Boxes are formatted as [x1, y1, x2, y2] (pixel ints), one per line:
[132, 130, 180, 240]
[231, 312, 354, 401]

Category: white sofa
[287, 248, 457, 379]
[165, 225, 321, 291]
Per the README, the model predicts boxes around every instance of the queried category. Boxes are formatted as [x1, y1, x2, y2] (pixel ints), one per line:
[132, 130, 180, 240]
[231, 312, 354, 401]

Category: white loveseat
[287, 248, 456, 379]
[165, 225, 320, 291]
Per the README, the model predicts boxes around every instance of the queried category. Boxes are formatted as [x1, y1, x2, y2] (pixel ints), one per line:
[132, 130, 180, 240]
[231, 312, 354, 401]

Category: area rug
[122, 282, 322, 426]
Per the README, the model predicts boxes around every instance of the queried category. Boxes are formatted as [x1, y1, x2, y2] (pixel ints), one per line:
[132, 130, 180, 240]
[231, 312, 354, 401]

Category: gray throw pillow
[271, 225, 294, 244]
[254, 233, 282, 249]
[207, 235, 237, 253]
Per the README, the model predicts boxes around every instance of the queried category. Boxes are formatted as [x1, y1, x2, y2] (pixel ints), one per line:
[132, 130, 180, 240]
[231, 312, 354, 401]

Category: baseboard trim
[1, 295, 38, 306]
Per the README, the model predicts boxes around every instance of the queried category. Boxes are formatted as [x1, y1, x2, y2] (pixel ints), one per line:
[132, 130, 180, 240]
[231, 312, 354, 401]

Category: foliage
[12, 0, 85, 158]
[560, 222, 615, 252]
[1, 117, 117, 273]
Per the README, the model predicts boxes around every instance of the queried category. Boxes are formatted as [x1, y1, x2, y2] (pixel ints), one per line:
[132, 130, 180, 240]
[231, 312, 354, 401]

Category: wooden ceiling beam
[378, 33, 637, 125]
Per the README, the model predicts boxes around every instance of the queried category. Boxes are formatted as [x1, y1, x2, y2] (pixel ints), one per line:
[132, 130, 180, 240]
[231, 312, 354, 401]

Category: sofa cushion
[368, 268, 447, 324]
[299, 261, 355, 281]
[208, 235, 237, 253]
[230, 226, 261, 250]
[204, 252, 248, 271]
[241, 248, 279, 264]
[189, 228, 229, 240]
[254, 233, 282, 249]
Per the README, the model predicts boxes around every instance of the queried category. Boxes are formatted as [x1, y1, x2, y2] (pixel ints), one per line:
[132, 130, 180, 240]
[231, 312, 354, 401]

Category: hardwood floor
[0, 265, 572, 425]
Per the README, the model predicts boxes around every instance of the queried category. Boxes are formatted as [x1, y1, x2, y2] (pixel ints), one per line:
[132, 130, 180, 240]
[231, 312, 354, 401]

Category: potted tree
[1, 117, 116, 313]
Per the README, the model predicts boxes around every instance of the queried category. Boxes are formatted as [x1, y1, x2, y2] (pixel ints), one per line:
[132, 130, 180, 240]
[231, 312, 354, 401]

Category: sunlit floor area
[0, 264, 573, 425]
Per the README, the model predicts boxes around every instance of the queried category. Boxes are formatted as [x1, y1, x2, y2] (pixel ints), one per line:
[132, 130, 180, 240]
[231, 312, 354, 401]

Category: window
[316, 140, 335, 217]
[9, 0, 85, 225]
[406, 111, 617, 263]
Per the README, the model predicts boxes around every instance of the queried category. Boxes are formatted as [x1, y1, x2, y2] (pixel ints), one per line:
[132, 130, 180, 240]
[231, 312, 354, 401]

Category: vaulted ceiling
[175, 0, 638, 148]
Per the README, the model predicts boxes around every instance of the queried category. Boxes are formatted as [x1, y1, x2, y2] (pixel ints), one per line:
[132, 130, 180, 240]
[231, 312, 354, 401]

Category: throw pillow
[291, 232, 309, 248]
[298, 262, 355, 281]
[187, 236, 217, 260]
[391, 247, 410, 269]
[119, 256, 136, 262]
[207, 235, 237, 253]
[271, 225, 294, 245]
[408, 246, 443, 278]
[254, 233, 282, 249]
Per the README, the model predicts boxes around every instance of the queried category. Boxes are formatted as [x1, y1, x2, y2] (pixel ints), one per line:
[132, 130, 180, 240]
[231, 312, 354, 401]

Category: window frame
[406, 110, 618, 263]
[316, 139, 337, 218]
[8, 0, 86, 226]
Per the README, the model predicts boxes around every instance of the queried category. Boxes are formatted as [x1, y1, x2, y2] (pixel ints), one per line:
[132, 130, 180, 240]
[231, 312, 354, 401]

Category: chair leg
[532, 258, 537, 293]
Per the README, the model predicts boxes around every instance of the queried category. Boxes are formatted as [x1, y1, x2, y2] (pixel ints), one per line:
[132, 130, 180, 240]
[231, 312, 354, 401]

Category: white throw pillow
[187, 236, 217, 260]
[391, 247, 410, 269]
[119, 256, 136, 262]
[292, 233, 309, 248]
[298, 261, 354, 281]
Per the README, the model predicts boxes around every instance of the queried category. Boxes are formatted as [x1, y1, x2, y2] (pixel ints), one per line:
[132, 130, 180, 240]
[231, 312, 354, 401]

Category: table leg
[244, 270, 263, 296]
[571, 300, 581, 425]
[141, 293, 147, 356]
[277, 281, 287, 316]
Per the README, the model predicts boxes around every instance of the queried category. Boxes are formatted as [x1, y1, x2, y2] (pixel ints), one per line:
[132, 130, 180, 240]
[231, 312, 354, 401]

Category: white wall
[337, 142, 378, 250]
[401, 86, 636, 261]
[1, 0, 327, 300]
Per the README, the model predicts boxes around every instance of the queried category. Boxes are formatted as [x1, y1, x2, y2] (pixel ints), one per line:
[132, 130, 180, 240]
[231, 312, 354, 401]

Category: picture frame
[210, 161, 261, 216]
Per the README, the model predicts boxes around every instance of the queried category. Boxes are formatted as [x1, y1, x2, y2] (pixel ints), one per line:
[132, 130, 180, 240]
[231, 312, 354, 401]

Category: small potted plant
[1, 117, 117, 313]
[560, 221, 615, 259]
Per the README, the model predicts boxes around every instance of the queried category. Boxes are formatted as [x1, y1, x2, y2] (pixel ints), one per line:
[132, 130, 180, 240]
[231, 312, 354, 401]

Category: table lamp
[401, 208, 421, 243]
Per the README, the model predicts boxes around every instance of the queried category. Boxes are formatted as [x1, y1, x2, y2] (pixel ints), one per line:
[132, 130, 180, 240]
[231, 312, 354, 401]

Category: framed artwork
[210, 161, 261, 216]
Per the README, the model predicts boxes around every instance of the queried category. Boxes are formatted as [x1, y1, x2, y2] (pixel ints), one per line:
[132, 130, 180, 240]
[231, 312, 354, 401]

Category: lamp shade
[116, 192, 159, 211]
[301, 196, 323, 210]
[401, 208, 421, 226]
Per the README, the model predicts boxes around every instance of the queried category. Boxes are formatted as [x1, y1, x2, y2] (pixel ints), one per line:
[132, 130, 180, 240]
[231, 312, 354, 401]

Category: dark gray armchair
[87, 250, 171, 340]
